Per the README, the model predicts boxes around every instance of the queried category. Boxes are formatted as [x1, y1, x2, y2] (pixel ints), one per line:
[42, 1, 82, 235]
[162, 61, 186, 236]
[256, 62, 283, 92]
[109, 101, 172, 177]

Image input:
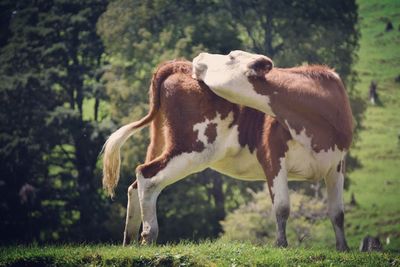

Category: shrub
[220, 186, 328, 247]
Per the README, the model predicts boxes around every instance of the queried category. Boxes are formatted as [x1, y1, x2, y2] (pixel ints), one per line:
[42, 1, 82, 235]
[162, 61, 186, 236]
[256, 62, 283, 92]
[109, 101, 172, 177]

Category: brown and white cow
[192, 50, 354, 251]
[102, 56, 351, 250]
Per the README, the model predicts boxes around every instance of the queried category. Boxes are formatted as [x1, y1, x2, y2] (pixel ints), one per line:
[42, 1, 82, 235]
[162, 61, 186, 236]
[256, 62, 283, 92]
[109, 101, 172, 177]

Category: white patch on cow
[193, 118, 212, 145]
[193, 51, 274, 116]
[286, 142, 346, 182]
[271, 158, 290, 209]
[143, 151, 211, 190]
[210, 137, 266, 181]
[193, 113, 224, 145]
[285, 120, 313, 150]
[285, 120, 346, 181]
[315, 146, 345, 174]
[286, 139, 319, 181]
[192, 112, 265, 180]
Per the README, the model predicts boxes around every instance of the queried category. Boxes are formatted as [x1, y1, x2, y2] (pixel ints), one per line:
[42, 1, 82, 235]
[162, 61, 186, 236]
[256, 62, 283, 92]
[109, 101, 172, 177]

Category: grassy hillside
[343, 0, 400, 251]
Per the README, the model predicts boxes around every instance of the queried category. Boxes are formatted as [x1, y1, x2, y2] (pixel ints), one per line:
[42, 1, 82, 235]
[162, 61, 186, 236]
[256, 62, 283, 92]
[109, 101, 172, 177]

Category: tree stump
[359, 235, 383, 252]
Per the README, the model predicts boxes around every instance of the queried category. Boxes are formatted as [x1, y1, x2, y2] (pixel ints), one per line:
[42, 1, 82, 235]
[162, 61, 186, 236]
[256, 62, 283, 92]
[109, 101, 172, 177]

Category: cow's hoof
[141, 230, 157, 245]
[123, 235, 130, 247]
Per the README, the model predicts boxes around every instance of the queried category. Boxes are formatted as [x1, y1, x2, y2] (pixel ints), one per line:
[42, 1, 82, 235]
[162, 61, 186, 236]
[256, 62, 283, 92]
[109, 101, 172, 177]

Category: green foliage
[0, 0, 111, 243]
[1, 242, 399, 266]
[221, 187, 327, 247]
[0, 0, 64, 242]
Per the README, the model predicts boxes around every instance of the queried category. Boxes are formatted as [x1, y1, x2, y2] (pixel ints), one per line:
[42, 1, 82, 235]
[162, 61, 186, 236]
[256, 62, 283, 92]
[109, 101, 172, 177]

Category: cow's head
[192, 50, 274, 114]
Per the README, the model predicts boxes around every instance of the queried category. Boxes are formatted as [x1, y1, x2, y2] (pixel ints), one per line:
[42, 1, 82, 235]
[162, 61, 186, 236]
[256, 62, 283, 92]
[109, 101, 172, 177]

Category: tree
[225, 0, 359, 76]
[0, 0, 60, 242]
[0, 0, 110, 243]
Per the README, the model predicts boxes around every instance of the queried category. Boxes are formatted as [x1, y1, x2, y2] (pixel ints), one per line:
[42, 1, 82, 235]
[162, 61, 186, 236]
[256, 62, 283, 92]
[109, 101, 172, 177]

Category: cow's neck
[249, 70, 353, 152]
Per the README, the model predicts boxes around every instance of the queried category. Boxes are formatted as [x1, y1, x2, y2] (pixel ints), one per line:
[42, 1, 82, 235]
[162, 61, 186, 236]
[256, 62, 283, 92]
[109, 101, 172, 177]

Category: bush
[220, 186, 328, 247]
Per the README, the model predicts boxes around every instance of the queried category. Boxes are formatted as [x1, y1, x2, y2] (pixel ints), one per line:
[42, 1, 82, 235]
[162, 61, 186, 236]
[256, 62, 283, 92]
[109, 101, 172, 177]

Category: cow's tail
[102, 69, 162, 197]
[102, 60, 191, 197]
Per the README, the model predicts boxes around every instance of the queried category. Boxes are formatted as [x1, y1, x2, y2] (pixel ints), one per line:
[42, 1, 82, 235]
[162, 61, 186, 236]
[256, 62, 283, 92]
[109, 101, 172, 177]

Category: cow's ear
[247, 57, 273, 77]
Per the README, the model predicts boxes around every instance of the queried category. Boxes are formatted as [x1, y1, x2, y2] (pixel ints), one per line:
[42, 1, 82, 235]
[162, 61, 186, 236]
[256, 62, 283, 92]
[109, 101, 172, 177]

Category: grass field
[0, 0, 399, 266]
[1, 241, 399, 267]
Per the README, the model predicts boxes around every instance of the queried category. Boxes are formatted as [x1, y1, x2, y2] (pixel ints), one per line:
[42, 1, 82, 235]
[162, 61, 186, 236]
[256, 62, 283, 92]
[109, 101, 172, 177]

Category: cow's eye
[229, 54, 235, 61]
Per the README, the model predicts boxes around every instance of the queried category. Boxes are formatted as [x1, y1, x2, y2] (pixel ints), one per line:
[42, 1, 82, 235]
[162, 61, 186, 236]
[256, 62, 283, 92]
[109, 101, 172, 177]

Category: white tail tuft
[102, 123, 142, 197]
[101, 60, 183, 197]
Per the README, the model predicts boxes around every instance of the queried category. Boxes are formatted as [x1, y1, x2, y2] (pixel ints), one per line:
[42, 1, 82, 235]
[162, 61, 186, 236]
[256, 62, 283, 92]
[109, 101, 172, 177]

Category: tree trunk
[211, 175, 225, 232]
[264, 8, 274, 56]
[94, 97, 99, 122]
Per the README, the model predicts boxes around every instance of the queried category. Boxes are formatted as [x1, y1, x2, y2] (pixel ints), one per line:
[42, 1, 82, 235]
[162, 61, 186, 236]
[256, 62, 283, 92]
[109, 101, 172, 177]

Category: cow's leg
[325, 168, 349, 251]
[123, 117, 165, 246]
[136, 151, 209, 244]
[136, 173, 160, 245]
[123, 180, 141, 246]
[270, 158, 290, 247]
[258, 118, 291, 248]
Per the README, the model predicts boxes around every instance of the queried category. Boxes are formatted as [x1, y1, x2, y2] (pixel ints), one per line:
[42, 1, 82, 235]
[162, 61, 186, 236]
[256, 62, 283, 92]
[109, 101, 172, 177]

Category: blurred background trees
[0, 0, 361, 244]
[0, 0, 110, 242]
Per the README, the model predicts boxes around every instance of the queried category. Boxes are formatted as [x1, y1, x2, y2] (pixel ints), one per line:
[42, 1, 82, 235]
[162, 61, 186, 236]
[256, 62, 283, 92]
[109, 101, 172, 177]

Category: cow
[192, 50, 354, 251]
[102, 55, 351, 250]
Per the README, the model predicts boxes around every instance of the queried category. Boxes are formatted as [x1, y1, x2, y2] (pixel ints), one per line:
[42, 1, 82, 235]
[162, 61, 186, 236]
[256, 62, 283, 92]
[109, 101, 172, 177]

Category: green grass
[1, 242, 399, 267]
[342, 0, 400, 252]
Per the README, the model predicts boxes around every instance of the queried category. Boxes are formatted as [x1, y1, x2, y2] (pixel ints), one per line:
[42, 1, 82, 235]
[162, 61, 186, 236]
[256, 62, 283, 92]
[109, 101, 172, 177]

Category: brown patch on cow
[237, 107, 265, 153]
[205, 123, 217, 144]
[256, 116, 292, 202]
[138, 152, 173, 179]
[145, 112, 166, 162]
[248, 65, 353, 153]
